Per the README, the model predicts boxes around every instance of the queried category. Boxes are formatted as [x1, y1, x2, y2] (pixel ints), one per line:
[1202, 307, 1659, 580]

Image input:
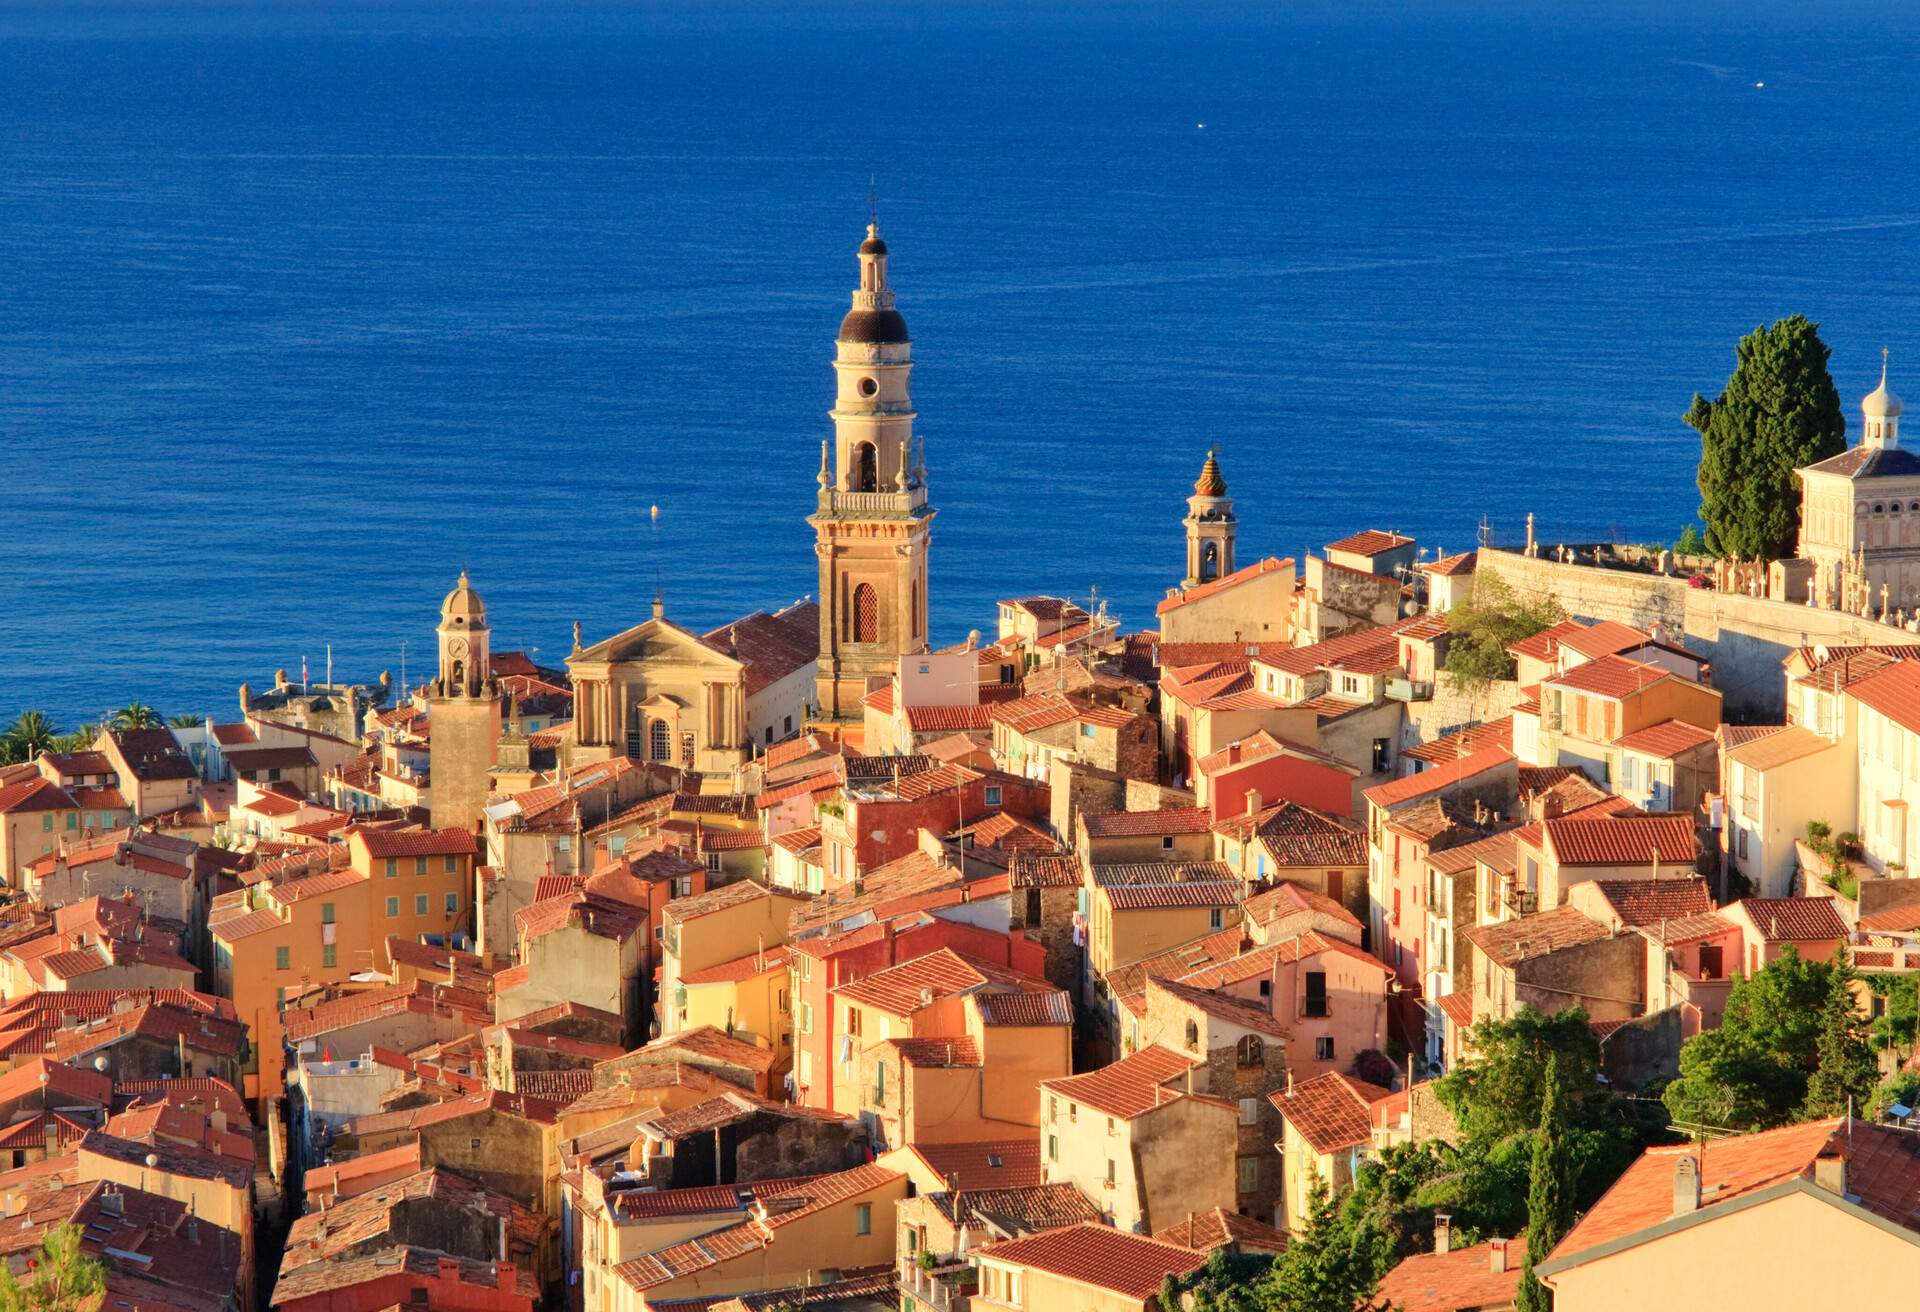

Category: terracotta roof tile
[907, 1139, 1042, 1190]
[1271, 1071, 1395, 1155]
[975, 1223, 1206, 1300]
[1543, 654, 1675, 700]
[1586, 878, 1714, 927]
[1377, 1238, 1527, 1312]
[1154, 1206, 1290, 1255]
[1543, 814, 1696, 866]
[1039, 1044, 1205, 1120]
[1614, 719, 1718, 759]
[1463, 905, 1611, 968]
[1082, 806, 1211, 838]
[1364, 746, 1513, 809]
[1156, 556, 1295, 615]
[1732, 896, 1849, 943]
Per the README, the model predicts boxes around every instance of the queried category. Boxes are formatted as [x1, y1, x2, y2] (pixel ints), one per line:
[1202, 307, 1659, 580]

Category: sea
[3, 0, 1919, 727]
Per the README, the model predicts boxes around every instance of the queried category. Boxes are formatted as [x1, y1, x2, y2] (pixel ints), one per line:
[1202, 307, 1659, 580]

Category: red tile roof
[1103, 881, 1241, 910]
[349, 826, 475, 858]
[700, 602, 819, 697]
[1545, 1118, 1920, 1270]
[1325, 530, 1412, 558]
[1586, 877, 1714, 927]
[680, 944, 792, 986]
[1847, 658, 1920, 736]
[1544, 654, 1675, 700]
[1420, 550, 1478, 578]
[1377, 1238, 1527, 1312]
[1363, 746, 1514, 809]
[973, 991, 1073, 1027]
[1082, 806, 1211, 838]
[832, 948, 1051, 1017]
[0, 778, 75, 815]
[1543, 814, 1696, 866]
[1463, 905, 1612, 969]
[1154, 1206, 1290, 1255]
[1156, 556, 1295, 615]
[975, 1223, 1206, 1299]
[1732, 896, 1849, 943]
[1271, 1071, 1395, 1155]
[906, 1138, 1042, 1190]
[1039, 1044, 1205, 1120]
[1613, 719, 1718, 759]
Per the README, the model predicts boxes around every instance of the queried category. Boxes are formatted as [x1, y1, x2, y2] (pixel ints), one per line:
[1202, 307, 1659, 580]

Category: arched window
[449, 660, 464, 688]
[853, 442, 878, 493]
[649, 718, 670, 762]
[1200, 541, 1220, 582]
[853, 584, 879, 643]
[1184, 1019, 1200, 1051]
[1237, 1034, 1263, 1067]
[910, 578, 919, 639]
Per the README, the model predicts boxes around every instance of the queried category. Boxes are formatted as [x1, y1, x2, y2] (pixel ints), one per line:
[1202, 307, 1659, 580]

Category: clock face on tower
[447, 638, 468, 658]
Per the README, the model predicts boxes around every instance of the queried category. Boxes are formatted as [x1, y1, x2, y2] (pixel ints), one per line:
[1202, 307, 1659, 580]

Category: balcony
[815, 484, 929, 520]
[1385, 677, 1434, 702]
[899, 1258, 976, 1312]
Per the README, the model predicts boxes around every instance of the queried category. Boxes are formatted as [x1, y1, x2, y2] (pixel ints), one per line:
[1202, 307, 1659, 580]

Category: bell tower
[1184, 449, 1236, 586]
[427, 571, 500, 831]
[810, 220, 934, 720]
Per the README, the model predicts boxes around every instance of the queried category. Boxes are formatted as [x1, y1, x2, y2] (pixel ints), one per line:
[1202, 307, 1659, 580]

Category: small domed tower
[1863, 348, 1902, 450]
[427, 571, 500, 832]
[1184, 449, 1237, 586]
[434, 571, 493, 698]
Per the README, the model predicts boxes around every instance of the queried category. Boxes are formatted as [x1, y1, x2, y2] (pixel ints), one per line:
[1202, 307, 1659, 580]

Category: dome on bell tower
[839, 223, 910, 344]
[440, 570, 487, 628]
[1194, 450, 1228, 498]
[1864, 354, 1903, 420]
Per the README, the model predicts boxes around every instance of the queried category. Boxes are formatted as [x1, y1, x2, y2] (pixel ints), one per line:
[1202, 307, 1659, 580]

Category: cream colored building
[1796, 356, 1920, 612]
[568, 602, 817, 774]
[810, 222, 933, 719]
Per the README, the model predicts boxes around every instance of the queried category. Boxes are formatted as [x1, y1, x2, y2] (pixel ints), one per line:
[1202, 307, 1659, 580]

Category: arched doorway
[853, 442, 878, 493]
[1200, 541, 1220, 581]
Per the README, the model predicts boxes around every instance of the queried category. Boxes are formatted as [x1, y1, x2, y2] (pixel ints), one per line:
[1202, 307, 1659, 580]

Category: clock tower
[427, 571, 500, 831]
[810, 221, 934, 719]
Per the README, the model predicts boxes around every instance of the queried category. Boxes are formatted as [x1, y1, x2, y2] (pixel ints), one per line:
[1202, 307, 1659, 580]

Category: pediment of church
[572, 616, 743, 674]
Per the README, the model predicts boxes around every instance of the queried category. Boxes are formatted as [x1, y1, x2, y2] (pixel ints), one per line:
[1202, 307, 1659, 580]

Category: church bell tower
[810, 221, 935, 720]
[427, 571, 500, 831]
[1184, 449, 1236, 586]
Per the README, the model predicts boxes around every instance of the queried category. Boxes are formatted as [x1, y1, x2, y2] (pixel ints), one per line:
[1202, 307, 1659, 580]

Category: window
[1048, 1096, 1057, 1122]
[1305, 971, 1328, 1017]
[414, 856, 428, 875]
[1236, 1034, 1263, 1066]
[985, 785, 1003, 807]
[275, 947, 290, 971]
[1184, 1019, 1200, 1051]
[1316, 1036, 1335, 1061]
[854, 1203, 872, 1236]
[801, 1003, 813, 1034]
[1047, 1134, 1057, 1161]
[873, 1063, 886, 1106]
[1162, 835, 1175, 850]
[1238, 1098, 1259, 1126]
[384, 858, 397, 878]
[386, 897, 400, 917]
[415, 894, 428, 915]
[445, 892, 459, 913]
[320, 903, 335, 925]
[846, 1008, 863, 1037]
[64, 813, 77, 831]
[649, 718, 670, 762]
[40, 815, 52, 833]
[1209, 908, 1224, 930]
[443, 855, 457, 873]
[1105, 1158, 1116, 1185]
[1106, 1116, 1116, 1136]
[851, 583, 879, 642]
[784, 715, 793, 734]
[705, 851, 722, 873]
[322, 944, 337, 968]
[1238, 1156, 1261, 1194]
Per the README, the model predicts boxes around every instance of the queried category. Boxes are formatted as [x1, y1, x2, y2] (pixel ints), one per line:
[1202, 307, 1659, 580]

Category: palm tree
[1, 710, 60, 764]
[48, 725, 96, 756]
[167, 713, 202, 729]
[109, 703, 159, 730]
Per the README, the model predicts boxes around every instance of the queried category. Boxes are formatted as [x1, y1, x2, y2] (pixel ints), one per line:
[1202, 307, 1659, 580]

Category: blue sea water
[3, 0, 1919, 726]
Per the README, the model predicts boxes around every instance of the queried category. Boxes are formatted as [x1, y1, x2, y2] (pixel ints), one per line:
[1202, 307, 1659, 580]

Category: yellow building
[1089, 874, 1243, 977]
[1271, 1071, 1396, 1233]
[1539, 1117, 1919, 1310]
[660, 881, 809, 1036]
[1038, 1043, 1237, 1233]
[972, 1222, 1206, 1312]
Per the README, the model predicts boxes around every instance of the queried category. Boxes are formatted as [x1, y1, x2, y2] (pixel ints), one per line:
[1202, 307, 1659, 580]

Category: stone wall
[1478, 549, 1920, 720]
[1599, 1005, 1684, 1091]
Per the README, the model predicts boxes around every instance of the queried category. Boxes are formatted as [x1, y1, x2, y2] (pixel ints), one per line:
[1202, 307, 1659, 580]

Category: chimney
[1488, 1237, 1509, 1273]
[1813, 1152, 1848, 1199]
[1672, 1153, 1701, 1216]
[1246, 789, 1262, 818]
[1433, 1213, 1452, 1254]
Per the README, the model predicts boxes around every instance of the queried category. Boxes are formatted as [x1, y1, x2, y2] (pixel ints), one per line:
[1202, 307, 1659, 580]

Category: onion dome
[838, 306, 910, 344]
[1865, 352, 1903, 419]
[440, 570, 486, 625]
[1194, 449, 1227, 497]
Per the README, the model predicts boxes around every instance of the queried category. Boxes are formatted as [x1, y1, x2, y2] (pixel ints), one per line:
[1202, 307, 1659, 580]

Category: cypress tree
[1689, 315, 1846, 561]
[1516, 1054, 1574, 1312]
[1805, 951, 1877, 1118]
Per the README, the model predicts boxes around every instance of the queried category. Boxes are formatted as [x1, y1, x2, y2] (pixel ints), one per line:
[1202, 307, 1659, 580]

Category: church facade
[1795, 358, 1920, 614]
[808, 221, 935, 719]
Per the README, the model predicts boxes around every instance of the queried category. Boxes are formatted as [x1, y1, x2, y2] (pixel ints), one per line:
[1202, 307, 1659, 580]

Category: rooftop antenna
[868, 177, 878, 229]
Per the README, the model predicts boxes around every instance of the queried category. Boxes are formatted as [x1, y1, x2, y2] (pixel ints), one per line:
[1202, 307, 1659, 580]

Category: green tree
[1516, 1054, 1575, 1312]
[108, 702, 159, 730]
[1, 711, 61, 765]
[1689, 315, 1846, 560]
[166, 713, 202, 729]
[1870, 1070, 1920, 1120]
[1803, 952, 1877, 1118]
[0, 1222, 106, 1312]
[1443, 573, 1565, 693]
[1664, 946, 1833, 1129]
[1265, 1176, 1388, 1311]
[1436, 1008, 1602, 1143]
[47, 725, 96, 757]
